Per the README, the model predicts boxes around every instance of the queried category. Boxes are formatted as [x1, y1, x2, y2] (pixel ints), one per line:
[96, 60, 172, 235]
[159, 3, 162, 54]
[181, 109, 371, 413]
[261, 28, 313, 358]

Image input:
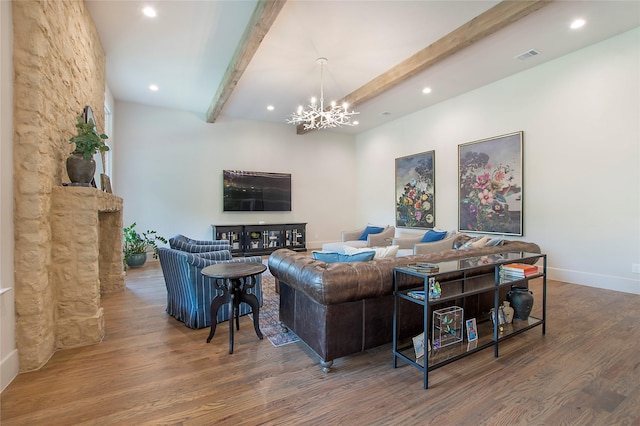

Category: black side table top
[202, 262, 266, 279]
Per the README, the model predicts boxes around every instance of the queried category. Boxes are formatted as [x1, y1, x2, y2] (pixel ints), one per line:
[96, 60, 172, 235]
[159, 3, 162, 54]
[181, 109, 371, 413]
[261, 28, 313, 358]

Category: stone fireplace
[12, 1, 123, 371]
[50, 186, 123, 348]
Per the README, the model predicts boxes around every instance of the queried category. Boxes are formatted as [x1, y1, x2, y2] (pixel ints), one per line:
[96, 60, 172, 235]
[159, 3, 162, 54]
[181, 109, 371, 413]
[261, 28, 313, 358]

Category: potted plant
[123, 222, 167, 269]
[67, 115, 110, 186]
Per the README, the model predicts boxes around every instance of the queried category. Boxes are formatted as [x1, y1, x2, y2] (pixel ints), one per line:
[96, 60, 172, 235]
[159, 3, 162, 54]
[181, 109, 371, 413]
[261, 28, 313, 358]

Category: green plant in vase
[67, 115, 110, 185]
[123, 222, 167, 269]
[69, 115, 110, 160]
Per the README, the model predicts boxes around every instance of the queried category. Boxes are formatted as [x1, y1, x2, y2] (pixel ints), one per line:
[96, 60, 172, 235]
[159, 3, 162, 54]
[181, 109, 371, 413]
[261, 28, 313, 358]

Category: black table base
[202, 262, 266, 354]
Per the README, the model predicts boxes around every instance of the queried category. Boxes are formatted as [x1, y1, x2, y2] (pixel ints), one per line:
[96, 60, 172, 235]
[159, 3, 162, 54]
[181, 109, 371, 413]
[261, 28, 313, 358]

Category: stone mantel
[50, 186, 124, 349]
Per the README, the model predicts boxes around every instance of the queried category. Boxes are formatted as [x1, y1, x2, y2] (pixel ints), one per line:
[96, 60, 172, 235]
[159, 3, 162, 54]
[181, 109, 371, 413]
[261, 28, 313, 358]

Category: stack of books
[406, 263, 440, 273]
[501, 263, 539, 278]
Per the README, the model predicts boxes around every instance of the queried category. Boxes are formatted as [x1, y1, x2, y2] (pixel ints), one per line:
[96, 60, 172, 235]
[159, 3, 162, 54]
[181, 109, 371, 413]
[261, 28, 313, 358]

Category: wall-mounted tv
[223, 170, 292, 212]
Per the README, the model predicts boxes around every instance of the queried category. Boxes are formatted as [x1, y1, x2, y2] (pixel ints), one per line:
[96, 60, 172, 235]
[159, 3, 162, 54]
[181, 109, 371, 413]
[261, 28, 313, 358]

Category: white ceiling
[86, 1, 640, 135]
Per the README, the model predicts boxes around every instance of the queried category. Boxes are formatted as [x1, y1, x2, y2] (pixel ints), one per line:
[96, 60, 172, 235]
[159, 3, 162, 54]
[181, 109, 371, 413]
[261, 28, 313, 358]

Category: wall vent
[515, 49, 540, 61]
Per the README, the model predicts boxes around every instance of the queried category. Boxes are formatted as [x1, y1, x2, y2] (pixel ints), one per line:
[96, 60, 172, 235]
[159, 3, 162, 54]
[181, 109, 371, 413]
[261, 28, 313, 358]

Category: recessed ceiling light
[353, 121, 359, 126]
[143, 6, 157, 18]
[570, 18, 585, 30]
[149, 84, 159, 91]
[267, 105, 274, 111]
[422, 87, 432, 94]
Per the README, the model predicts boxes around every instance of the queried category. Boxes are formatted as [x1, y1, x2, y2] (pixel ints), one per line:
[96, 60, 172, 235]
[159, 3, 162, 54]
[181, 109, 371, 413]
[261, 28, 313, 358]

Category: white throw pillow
[459, 235, 490, 249]
[375, 245, 400, 258]
[470, 235, 490, 248]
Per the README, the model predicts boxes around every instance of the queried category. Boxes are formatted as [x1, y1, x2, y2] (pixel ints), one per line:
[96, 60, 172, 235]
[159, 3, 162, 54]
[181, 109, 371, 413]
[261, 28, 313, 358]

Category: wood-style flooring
[1, 260, 639, 425]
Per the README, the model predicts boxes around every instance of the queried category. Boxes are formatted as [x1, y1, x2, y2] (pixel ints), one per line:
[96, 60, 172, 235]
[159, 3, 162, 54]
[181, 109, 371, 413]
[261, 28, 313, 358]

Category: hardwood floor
[2, 261, 639, 425]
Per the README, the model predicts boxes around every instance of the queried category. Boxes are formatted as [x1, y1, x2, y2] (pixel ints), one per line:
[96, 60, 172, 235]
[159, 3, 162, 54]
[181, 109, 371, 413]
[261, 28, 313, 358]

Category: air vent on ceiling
[514, 49, 540, 61]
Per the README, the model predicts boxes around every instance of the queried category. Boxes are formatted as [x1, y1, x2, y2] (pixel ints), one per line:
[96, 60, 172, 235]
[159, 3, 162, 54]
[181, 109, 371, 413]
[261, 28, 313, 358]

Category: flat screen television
[223, 170, 292, 212]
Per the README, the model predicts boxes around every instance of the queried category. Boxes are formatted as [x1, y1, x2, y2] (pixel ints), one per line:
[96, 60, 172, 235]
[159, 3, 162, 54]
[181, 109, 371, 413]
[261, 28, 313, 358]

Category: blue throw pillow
[313, 250, 375, 263]
[312, 251, 342, 263]
[420, 230, 447, 243]
[359, 226, 385, 241]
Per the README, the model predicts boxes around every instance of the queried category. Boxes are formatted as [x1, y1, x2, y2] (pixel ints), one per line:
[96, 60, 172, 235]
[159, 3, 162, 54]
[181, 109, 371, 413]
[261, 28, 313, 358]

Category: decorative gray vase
[66, 153, 96, 186]
[126, 253, 147, 268]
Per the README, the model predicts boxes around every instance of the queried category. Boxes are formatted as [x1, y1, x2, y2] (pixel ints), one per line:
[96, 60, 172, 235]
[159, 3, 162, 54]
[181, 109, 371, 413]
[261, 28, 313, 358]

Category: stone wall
[13, 0, 118, 371]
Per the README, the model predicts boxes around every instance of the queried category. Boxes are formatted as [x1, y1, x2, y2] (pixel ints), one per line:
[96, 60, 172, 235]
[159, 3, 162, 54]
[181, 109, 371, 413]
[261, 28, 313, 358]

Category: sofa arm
[341, 227, 365, 242]
[368, 226, 395, 247]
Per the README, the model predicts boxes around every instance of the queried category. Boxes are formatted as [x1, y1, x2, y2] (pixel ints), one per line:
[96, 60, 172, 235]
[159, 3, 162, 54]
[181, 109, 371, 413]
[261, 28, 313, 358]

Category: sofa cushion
[486, 235, 505, 247]
[358, 226, 385, 241]
[420, 229, 447, 243]
[312, 250, 376, 263]
[345, 245, 400, 259]
[453, 234, 472, 249]
[322, 240, 368, 253]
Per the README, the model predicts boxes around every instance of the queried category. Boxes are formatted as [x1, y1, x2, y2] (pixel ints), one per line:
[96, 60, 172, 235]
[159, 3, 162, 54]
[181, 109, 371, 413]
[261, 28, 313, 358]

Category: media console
[211, 223, 306, 256]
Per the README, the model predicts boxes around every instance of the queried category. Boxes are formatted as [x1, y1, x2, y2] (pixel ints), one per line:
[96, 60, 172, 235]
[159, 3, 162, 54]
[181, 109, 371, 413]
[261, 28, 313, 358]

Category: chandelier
[287, 57, 359, 130]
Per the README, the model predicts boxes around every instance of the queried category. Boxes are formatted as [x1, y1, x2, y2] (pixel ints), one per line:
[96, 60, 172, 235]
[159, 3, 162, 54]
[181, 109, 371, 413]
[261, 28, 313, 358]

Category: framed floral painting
[458, 132, 523, 235]
[395, 150, 435, 229]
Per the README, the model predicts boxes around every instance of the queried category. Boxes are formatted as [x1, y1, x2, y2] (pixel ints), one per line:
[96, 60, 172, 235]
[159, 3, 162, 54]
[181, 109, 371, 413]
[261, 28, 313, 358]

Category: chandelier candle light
[288, 57, 359, 130]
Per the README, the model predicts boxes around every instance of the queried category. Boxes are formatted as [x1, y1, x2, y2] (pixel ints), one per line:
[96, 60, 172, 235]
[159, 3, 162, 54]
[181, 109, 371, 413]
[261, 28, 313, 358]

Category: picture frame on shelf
[100, 174, 112, 193]
[466, 318, 478, 342]
[395, 150, 435, 229]
[490, 307, 506, 328]
[412, 332, 430, 359]
[458, 131, 523, 235]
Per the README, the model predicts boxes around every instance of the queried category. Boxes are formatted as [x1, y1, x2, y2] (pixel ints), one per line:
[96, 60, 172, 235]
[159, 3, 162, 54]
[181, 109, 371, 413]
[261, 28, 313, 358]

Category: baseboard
[1, 348, 19, 392]
[548, 267, 640, 295]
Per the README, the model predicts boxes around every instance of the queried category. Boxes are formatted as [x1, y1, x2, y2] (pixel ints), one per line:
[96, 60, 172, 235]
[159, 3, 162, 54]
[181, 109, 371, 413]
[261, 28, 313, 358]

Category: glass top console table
[392, 251, 547, 389]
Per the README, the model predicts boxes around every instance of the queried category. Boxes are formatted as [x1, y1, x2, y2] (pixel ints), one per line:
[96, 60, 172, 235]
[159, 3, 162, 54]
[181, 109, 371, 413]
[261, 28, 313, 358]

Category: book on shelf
[406, 263, 439, 273]
[407, 290, 425, 301]
[501, 263, 539, 276]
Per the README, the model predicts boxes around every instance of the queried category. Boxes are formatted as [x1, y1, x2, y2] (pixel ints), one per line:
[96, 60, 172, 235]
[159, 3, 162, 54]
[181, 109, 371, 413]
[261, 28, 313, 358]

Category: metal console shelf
[392, 251, 547, 389]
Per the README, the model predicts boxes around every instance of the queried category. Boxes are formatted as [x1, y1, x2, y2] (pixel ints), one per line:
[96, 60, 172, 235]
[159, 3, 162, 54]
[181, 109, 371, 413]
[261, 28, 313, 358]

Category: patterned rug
[250, 265, 300, 347]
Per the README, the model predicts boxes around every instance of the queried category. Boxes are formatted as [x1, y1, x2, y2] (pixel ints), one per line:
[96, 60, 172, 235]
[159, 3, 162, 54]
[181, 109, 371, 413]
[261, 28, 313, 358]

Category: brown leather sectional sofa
[267, 239, 541, 372]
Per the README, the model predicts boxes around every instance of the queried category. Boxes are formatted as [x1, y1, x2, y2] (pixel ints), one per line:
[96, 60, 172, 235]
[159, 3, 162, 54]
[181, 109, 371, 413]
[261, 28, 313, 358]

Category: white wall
[355, 28, 640, 294]
[0, 0, 19, 391]
[113, 103, 357, 249]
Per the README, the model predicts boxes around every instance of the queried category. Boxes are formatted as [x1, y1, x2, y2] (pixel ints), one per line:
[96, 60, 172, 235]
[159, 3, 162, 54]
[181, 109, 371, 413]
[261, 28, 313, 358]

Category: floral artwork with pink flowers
[458, 132, 523, 235]
[395, 150, 435, 229]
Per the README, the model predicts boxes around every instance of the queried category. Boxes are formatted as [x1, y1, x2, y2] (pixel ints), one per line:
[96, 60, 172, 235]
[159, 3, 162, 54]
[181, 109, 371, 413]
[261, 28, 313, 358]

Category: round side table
[201, 262, 266, 354]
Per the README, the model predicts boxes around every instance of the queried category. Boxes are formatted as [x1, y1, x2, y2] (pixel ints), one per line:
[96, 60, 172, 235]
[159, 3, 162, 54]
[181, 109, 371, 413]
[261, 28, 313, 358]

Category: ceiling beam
[206, 0, 286, 123]
[297, 0, 551, 134]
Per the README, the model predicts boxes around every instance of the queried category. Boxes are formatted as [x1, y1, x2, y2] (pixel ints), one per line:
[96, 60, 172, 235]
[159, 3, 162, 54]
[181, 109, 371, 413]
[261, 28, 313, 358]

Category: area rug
[250, 264, 300, 347]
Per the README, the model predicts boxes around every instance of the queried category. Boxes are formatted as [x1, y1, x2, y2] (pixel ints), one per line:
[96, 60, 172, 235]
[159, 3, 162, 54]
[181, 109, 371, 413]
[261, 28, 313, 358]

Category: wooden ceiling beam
[206, 0, 286, 123]
[297, 0, 550, 134]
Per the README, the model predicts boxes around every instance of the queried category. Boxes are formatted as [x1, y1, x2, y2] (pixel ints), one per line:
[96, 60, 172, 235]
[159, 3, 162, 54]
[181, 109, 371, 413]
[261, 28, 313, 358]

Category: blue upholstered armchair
[169, 234, 230, 253]
[158, 248, 263, 329]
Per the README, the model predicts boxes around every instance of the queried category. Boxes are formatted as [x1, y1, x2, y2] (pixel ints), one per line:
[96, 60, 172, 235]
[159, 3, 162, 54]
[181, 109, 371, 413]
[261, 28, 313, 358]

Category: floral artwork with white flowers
[395, 150, 435, 229]
[458, 132, 523, 235]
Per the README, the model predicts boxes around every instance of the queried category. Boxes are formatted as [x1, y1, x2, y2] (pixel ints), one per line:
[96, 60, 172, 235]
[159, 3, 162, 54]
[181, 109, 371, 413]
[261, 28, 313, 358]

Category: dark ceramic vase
[506, 286, 534, 320]
[66, 153, 96, 186]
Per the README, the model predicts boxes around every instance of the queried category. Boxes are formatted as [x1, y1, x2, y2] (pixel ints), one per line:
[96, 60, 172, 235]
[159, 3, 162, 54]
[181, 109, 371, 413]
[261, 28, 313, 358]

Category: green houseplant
[67, 115, 110, 185]
[123, 222, 167, 268]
